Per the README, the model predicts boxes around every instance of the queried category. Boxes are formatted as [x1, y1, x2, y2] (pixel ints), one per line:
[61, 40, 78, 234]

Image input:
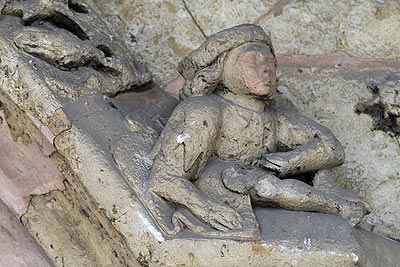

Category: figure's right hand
[195, 202, 243, 232]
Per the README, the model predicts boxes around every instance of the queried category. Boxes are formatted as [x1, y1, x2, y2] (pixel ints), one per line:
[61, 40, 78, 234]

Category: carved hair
[177, 24, 275, 100]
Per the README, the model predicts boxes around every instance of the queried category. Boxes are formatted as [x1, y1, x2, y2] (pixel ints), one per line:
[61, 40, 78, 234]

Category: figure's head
[222, 42, 277, 99]
[177, 24, 276, 100]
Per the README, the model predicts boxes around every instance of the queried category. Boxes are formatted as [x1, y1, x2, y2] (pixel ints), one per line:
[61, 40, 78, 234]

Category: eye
[259, 66, 269, 76]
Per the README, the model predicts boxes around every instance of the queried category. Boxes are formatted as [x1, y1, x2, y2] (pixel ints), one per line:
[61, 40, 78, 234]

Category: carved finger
[261, 160, 281, 172]
[209, 218, 231, 232]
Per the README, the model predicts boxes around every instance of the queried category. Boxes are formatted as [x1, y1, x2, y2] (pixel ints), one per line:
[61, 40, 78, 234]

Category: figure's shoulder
[265, 106, 298, 121]
[168, 95, 223, 130]
[180, 94, 223, 108]
[174, 95, 223, 117]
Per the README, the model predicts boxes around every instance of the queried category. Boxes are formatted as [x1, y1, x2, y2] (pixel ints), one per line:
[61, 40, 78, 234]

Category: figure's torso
[214, 97, 277, 163]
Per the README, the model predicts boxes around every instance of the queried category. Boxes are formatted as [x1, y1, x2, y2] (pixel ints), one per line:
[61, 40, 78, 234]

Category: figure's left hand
[259, 153, 292, 176]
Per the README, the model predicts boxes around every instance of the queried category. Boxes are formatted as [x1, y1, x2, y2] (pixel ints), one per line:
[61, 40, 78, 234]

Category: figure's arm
[261, 108, 345, 177]
[149, 98, 242, 231]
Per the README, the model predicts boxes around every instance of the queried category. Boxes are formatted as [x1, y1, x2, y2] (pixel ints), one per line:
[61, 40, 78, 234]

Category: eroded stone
[0, 199, 53, 267]
[259, 0, 400, 59]
[22, 188, 140, 267]
[94, 0, 206, 83]
[184, 0, 277, 36]
[1, 0, 399, 265]
[276, 67, 400, 240]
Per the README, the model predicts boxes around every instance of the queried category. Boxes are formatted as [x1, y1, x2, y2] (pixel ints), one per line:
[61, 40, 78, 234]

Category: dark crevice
[25, 12, 89, 41]
[108, 101, 118, 110]
[90, 60, 120, 76]
[22, 48, 120, 76]
[97, 45, 113, 57]
[50, 12, 88, 40]
[109, 81, 155, 98]
[355, 84, 400, 136]
[68, 1, 89, 14]
[286, 172, 316, 186]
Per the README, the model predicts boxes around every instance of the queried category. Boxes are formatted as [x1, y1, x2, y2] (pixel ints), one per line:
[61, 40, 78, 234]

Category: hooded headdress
[177, 24, 274, 99]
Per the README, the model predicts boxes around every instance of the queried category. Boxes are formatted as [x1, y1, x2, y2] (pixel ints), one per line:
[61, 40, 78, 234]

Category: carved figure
[148, 25, 370, 234]
[0, 0, 370, 240]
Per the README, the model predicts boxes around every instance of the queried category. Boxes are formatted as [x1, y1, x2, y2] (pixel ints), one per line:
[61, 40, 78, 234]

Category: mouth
[256, 85, 277, 99]
[254, 91, 275, 100]
[255, 95, 270, 100]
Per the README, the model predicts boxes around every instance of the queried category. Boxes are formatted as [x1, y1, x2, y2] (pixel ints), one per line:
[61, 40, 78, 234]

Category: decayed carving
[0, 0, 371, 240]
[1, 0, 151, 99]
[146, 25, 371, 238]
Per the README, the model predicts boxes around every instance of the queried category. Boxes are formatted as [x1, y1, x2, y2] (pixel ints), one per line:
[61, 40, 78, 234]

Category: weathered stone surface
[184, 0, 277, 36]
[339, 1, 400, 60]
[0, 199, 53, 267]
[0, 98, 141, 267]
[0, 0, 151, 127]
[94, 0, 206, 83]
[0, 110, 65, 216]
[22, 187, 140, 267]
[355, 228, 400, 267]
[1, 0, 400, 265]
[259, 0, 400, 59]
[51, 91, 362, 266]
[275, 67, 400, 240]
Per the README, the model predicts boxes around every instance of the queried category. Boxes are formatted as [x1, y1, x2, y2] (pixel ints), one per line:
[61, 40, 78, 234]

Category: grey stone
[276, 67, 400, 240]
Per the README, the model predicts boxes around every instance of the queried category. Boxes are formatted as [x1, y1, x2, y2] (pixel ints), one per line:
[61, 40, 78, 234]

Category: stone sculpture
[0, 0, 371, 241]
[2, 0, 399, 264]
[1, 0, 151, 102]
[147, 24, 371, 237]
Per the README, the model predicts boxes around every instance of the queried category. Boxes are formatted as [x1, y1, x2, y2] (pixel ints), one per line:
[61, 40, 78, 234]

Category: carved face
[236, 44, 277, 98]
[223, 42, 277, 99]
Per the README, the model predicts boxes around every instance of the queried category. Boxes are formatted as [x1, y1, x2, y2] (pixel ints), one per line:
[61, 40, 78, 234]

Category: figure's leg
[222, 168, 370, 226]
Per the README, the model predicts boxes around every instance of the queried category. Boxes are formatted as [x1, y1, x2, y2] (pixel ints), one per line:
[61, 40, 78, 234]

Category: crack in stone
[19, 186, 66, 225]
[254, 0, 293, 25]
[181, 0, 208, 39]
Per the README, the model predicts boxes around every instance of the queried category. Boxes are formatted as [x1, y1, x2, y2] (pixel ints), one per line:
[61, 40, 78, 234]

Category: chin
[254, 86, 275, 95]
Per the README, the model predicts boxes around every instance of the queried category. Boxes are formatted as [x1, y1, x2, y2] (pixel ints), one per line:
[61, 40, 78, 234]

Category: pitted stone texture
[94, 0, 206, 83]
[275, 67, 400, 240]
[1, 0, 151, 96]
[53, 92, 364, 266]
[0, 0, 151, 128]
[184, 0, 277, 36]
[259, 0, 400, 59]
[339, 1, 400, 60]
[22, 188, 140, 267]
[0, 110, 65, 217]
